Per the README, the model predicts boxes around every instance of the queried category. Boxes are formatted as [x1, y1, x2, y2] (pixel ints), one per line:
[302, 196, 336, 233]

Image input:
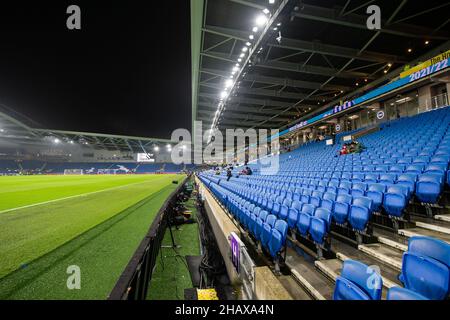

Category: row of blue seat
[334, 236, 450, 300]
[199, 176, 287, 260]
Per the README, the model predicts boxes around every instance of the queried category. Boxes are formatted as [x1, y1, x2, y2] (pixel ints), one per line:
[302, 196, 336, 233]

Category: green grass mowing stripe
[0, 178, 168, 215]
[0, 175, 185, 299]
[0, 174, 182, 279]
[0, 174, 165, 211]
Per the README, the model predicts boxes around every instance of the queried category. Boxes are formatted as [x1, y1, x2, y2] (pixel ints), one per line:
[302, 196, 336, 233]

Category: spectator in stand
[246, 166, 253, 175]
[339, 144, 349, 155]
[226, 167, 232, 181]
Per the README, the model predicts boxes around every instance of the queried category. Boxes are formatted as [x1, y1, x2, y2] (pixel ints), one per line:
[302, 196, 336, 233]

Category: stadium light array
[53, 138, 60, 144]
[212, 5, 280, 132]
[154, 146, 159, 152]
[255, 14, 268, 26]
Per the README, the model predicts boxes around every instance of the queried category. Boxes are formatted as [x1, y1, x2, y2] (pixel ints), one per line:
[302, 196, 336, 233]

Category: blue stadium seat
[309, 208, 332, 245]
[383, 185, 408, 217]
[333, 194, 352, 225]
[268, 229, 283, 258]
[297, 204, 315, 236]
[387, 287, 428, 300]
[366, 183, 385, 212]
[287, 200, 302, 228]
[333, 260, 382, 300]
[416, 174, 443, 203]
[398, 236, 450, 300]
[261, 215, 277, 247]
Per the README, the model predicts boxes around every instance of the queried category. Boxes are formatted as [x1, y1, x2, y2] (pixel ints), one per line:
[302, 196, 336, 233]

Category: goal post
[64, 169, 84, 175]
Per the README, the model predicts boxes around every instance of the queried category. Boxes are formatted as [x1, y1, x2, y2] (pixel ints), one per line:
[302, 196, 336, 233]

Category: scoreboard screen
[137, 153, 155, 162]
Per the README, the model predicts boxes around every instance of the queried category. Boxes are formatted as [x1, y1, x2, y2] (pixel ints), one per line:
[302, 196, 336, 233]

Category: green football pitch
[0, 174, 186, 300]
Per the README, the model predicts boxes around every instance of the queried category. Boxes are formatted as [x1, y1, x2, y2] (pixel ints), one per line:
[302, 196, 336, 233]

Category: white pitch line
[0, 177, 167, 215]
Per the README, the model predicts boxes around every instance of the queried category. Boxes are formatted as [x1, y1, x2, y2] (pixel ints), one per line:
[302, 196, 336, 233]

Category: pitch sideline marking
[0, 176, 175, 215]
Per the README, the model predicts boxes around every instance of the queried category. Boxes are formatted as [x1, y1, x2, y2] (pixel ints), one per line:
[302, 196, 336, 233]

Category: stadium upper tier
[0, 161, 192, 174]
[199, 106, 450, 300]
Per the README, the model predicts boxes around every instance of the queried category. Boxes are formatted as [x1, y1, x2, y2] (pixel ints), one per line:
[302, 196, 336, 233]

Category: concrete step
[285, 247, 334, 300]
[357, 243, 403, 271]
[377, 236, 408, 252]
[278, 276, 312, 300]
[435, 214, 450, 223]
[415, 221, 450, 235]
[398, 227, 450, 244]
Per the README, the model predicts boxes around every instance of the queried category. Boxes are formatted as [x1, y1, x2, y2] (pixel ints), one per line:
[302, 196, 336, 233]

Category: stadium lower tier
[197, 107, 450, 300]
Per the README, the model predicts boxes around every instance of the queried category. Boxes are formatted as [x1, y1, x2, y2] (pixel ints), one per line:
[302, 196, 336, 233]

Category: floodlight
[255, 14, 268, 26]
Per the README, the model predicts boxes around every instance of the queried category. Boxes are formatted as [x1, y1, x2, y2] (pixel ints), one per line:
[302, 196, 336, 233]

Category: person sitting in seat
[226, 168, 232, 181]
[246, 166, 253, 175]
[340, 144, 349, 155]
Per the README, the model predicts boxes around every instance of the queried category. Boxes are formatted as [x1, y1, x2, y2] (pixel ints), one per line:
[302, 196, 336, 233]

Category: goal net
[64, 169, 84, 175]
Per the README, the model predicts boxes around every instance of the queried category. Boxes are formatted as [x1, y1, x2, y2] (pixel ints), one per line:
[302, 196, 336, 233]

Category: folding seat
[310, 195, 322, 207]
[278, 199, 291, 220]
[296, 204, 316, 236]
[326, 186, 337, 194]
[268, 229, 283, 259]
[405, 164, 424, 174]
[413, 156, 430, 164]
[261, 215, 277, 248]
[366, 184, 385, 212]
[274, 219, 288, 246]
[397, 158, 412, 165]
[389, 165, 404, 173]
[386, 287, 428, 300]
[379, 173, 397, 185]
[271, 196, 284, 217]
[266, 194, 277, 212]
[292, 192, 301, 201]
[301, 194, 311, 205]
[425, 164, 447, 175]
[416, 174, 443, 203]
[287, 200, 303, 228]
[321, 192, 336, 212]
[333, 260, 382, 300]
[333, 194, 352, 225]
[364, 173, 378, 183]
[349, 197, 373, 232]
[316, 185, 326, 193]
[398, 236, 450, 300]
[396, 174, 416, 194]
[383, 185, 409, 217]
[351, 182, 367, 198]
[435, 149, 450, 156]
[342, 172, 352, 180]
[337, 187, 350, 195]
[430, 155, 450, 165]
[339, 181, 352, 189]
[254, 211, 269, 241]
[362, 165, 375, 172]
[375, 165, 386, 172]
[329, 180, 339, 188]
[309, 208, 332, 245]
[302, 189, 313, 196]
[352, 173, 364, 182]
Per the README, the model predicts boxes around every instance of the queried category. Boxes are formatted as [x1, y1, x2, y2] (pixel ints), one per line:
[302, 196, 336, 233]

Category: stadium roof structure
[191, 0, 450, 133]
[0, 106, 172, 153]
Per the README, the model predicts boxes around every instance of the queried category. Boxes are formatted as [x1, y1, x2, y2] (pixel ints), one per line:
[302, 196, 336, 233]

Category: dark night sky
[0, 1, 191, 139]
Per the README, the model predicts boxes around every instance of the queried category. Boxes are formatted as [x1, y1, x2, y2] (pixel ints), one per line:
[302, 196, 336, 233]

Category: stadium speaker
[172, 180, 179, 184]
